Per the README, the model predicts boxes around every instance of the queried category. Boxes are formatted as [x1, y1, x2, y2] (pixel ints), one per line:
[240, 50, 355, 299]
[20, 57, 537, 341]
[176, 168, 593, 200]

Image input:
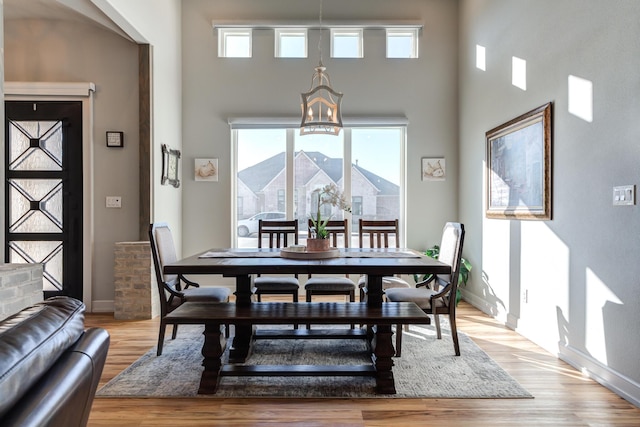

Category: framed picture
[486, 102, 552, 220]
[422, 157, 446, 181]
[106, 131, 123, 148]
[195, 158, 218, 182]
[161, 144, 181, 188]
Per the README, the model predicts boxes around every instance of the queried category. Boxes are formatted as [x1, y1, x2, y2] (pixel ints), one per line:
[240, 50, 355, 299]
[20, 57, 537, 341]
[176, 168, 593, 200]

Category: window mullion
[285, 129, 295, 219]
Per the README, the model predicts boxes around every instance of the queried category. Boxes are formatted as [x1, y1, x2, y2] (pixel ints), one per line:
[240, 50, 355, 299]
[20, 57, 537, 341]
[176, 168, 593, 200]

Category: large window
[233, 125, 405, 248]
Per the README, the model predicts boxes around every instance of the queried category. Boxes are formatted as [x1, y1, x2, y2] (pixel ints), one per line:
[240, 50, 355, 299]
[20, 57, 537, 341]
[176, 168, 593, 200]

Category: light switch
[613, 185, 635, 206]
[106, 196, 122, 208]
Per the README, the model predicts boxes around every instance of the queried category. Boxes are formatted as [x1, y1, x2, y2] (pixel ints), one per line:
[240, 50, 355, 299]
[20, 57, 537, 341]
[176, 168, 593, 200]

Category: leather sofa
[0, 296, 110, 427]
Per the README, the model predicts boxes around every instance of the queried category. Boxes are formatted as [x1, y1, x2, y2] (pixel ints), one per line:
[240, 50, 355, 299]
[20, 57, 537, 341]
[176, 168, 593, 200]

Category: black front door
[5, 101, 84, 299]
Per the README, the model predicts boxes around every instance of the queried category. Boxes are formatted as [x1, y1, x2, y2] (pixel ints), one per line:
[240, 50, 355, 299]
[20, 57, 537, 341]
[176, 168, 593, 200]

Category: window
[386, 28, 419, 58]
[218, 28, 252, 58]
[233, 125, 405, 248]
[331, 28, 363, 58]
[352, 196, 363, 216]
[275, 29, 307, 58]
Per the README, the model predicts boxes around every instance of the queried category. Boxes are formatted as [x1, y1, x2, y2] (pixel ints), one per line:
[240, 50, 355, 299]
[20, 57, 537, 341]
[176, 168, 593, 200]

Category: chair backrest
[434, 222, 465, 300]
[358, 219, 399, 248]
[149, 222, 182, 315]
[258, 219, 298, 248]
[307, 218, 349, 248]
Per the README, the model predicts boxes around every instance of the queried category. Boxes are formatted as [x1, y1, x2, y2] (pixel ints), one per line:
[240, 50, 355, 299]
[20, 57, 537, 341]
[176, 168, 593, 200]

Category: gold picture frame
[161, 144, 181, 188]
[486, 102, 552, 220]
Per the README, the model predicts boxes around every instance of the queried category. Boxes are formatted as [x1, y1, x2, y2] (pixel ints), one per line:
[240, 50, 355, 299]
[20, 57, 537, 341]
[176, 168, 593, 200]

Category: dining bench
[164, 301, 431, 395]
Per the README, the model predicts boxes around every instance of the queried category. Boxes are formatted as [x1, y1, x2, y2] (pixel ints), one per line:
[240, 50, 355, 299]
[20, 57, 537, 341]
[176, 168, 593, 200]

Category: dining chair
[253, 219, 300, 303]
[357, 219, 410, 301]
[149, 222, 231, 356]
[304, 219, 356, 328]
[385, 222, 466, 357]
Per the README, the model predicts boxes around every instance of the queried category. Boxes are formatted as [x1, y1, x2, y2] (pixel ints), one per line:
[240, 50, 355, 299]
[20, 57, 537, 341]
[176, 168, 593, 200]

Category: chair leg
[157, 322, 167, 356]
[349, 290, 355, 329]
[306, 291, 312, 329]
[449, 315, 461, 356]
[395, 323, 402, 357]
[171, 323, 179, 340]
[293, 290, 299, 329]
[434, 314, 442, 339]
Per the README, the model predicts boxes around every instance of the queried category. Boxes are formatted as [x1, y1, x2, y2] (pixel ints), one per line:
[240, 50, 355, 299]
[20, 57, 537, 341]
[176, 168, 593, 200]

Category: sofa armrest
[0, 327, 110, 427]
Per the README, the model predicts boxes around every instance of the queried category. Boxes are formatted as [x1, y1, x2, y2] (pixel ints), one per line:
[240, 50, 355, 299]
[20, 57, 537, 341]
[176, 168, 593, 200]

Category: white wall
[459, 0, 640, 405]
[3, 18, 139, 304]
[180, 0, 460, 260]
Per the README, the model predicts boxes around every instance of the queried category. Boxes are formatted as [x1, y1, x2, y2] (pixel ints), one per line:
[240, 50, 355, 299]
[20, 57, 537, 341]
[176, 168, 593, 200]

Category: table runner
[198, 248, 421, 259]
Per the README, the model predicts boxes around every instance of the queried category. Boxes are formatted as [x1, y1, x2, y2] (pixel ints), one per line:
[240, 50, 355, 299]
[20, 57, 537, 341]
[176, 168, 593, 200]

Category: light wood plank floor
[86, 301, 640, 426]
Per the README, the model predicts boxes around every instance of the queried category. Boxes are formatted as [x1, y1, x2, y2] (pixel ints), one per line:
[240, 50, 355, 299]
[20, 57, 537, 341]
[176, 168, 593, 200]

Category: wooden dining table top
[163, 247, 451, 277]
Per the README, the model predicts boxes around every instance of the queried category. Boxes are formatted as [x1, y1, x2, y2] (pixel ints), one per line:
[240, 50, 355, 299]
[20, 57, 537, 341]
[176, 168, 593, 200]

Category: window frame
[330, 28, 364, 58]
[230, 120, 407, 247]
[385, 28, 419, 59]
[274, 28, 308, 58]
[218, 28, 253, 58]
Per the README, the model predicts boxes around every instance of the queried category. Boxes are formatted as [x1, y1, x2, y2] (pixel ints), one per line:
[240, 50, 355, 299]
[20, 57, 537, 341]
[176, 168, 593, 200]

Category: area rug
[97, 324, 532, 399]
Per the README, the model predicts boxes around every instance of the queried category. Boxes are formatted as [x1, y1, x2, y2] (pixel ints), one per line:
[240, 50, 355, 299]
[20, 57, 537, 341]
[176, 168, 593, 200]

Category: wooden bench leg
[371, 324, 396, 394]
[198, 322, 226, 394]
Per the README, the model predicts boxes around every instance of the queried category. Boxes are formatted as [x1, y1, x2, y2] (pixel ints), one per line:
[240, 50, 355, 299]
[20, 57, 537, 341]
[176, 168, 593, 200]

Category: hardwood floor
[86, 301, 640, 426]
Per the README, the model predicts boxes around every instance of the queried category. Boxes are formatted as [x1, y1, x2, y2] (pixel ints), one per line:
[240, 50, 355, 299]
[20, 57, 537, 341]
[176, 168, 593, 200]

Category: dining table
[163, 247, 451, 393]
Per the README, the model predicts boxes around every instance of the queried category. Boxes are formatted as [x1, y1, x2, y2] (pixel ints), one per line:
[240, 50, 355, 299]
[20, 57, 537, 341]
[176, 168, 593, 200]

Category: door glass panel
[9, 120, 63, 171]
[9, 240, 63, 291]
[236, 129, 287, 247]
[9, 179, 63, 232]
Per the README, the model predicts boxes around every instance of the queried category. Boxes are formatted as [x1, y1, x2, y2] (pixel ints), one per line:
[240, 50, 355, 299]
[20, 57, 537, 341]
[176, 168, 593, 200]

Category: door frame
[4, 82, 95, 311]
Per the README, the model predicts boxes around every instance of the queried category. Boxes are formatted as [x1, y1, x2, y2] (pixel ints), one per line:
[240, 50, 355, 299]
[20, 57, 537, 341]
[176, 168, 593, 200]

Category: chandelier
[300, 0, 343, 136]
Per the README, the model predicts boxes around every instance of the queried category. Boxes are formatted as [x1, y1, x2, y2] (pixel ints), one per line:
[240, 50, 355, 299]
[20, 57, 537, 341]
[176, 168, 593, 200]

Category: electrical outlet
[522, 289, 528, 304]
[106, 196, 122, 208]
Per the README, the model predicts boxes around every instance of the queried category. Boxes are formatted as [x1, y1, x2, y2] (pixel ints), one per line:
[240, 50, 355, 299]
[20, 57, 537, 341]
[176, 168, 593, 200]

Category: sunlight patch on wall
[512, 56, 527, 90]
[568, 75, 593, 122]
[476, 45, 486, 71]
[585, 268, 622, 364]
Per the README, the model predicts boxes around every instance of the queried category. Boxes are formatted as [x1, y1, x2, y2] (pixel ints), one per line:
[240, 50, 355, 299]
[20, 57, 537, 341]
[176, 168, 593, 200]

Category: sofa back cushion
[0, 296, 85, 418]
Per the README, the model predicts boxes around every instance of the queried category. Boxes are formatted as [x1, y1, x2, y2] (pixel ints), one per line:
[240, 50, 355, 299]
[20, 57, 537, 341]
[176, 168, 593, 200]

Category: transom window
[275, 28, 307, 58]
[386, 28, 419, 58]
[330, 28, 363, 58]
[218, 28, 252, 58]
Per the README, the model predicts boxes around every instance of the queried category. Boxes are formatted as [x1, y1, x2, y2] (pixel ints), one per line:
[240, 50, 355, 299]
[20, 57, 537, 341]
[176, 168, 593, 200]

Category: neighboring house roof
[238, 150, 398, 195]
[238, 152, 286, 194]
[353, 164, 398, 196]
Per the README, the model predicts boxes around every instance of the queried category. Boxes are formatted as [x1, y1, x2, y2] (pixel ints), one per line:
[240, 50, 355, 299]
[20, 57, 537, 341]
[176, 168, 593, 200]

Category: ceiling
[4, 0, 88, 21]
[4, 0, 135, 41]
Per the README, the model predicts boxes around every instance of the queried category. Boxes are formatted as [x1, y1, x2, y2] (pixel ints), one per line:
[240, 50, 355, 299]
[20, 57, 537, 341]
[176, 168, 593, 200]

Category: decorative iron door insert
[5, 101, 83, 299]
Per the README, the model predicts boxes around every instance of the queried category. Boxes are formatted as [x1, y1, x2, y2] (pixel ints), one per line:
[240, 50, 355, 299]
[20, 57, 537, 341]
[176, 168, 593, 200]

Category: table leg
[229, 274, 253, 363]
[198, 322, 226, 394]
[371, 324, 397, 394]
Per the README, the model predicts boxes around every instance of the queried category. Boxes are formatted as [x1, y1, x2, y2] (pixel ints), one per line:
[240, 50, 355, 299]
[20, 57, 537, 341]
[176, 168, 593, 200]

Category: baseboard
[92, 299, 114, 313]
[462, 292, 640, 409]
[559, 343, 640, 408]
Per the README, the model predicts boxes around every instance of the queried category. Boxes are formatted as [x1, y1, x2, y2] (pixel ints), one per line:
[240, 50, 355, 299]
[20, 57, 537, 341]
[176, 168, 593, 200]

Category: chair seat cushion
[384, 287, 445, 309]
[254, 276, 300, 291]
[305, 277, 355, 291]
[357, 276, 411, 289]
[183, 286, 230, 302]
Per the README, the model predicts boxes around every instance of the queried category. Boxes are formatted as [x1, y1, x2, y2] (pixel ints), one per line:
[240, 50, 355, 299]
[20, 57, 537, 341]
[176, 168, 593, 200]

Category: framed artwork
[422, 157, 446, 181]
[486, 102, 552, 220]
[161, 144, 181, 188]
[195, 158, 218, 182]
[106, 131, 123, 148]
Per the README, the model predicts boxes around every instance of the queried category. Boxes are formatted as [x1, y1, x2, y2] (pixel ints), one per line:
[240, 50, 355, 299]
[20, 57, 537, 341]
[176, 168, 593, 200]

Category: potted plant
[413, 245, 472, 305]
[308, 184, 351, 251]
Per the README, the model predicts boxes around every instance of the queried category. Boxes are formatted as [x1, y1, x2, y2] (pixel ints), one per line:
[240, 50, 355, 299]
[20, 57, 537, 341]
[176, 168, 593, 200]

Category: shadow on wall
[476, 270, 506, 317]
